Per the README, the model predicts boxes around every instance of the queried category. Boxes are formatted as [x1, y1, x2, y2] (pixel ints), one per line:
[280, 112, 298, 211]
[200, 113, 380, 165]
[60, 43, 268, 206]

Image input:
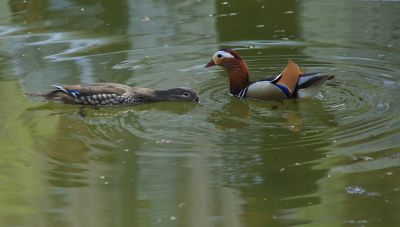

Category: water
[1, 0, 400, 226]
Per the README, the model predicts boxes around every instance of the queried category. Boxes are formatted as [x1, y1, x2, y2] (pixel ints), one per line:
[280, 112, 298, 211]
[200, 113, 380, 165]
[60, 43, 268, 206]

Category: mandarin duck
[30, 83, 199, 105]
[205, 49, 333, 100]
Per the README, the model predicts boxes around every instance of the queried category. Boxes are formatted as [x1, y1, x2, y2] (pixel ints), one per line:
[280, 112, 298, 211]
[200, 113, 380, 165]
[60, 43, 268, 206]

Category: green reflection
[0, 80, 52, 226]
[0, 0, 400, 226]
[216, 0, 298, 41]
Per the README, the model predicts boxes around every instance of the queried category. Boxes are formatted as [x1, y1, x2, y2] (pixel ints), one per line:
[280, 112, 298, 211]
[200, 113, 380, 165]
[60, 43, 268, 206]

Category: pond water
[1, 0, 400, 226]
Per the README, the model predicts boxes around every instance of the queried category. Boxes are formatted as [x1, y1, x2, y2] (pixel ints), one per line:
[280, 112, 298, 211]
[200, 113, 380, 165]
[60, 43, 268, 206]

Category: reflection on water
[1, 0, 400, 226]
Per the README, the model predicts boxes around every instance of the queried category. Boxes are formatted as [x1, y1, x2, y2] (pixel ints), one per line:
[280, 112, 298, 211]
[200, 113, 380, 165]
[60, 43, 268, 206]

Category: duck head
[205, 49, 250, 95]
[154, 88, 199, 103]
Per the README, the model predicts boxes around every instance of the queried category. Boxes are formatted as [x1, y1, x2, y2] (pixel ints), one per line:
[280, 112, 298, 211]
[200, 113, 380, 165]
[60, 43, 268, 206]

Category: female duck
[31, 83, 199, 105]
[205, 49, 333, 100]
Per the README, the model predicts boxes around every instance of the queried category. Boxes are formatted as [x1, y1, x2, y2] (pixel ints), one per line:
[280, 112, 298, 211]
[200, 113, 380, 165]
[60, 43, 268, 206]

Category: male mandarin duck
[30, 83, 199, 105]
[205, 49, 333, 100]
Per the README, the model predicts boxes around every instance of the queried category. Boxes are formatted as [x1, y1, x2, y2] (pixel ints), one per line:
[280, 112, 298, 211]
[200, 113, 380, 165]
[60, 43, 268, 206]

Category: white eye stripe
[213, 50, 235, 59]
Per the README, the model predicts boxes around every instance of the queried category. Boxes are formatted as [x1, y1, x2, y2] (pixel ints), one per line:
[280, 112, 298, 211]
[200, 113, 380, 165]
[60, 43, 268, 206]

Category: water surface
[1, 0, 400, 226]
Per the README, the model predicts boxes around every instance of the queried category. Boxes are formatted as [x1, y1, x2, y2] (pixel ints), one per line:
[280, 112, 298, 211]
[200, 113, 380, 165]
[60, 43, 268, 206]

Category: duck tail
[26, 85, 80, 99]
[295, 73, 334, 98]
[26, 90, 66, 100]
[298, 73, 334, 89]
[26, 91, 51, 98]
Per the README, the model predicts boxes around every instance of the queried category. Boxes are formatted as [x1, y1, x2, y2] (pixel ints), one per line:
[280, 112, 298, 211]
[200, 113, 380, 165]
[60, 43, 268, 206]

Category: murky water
[1, 0, 400, 226]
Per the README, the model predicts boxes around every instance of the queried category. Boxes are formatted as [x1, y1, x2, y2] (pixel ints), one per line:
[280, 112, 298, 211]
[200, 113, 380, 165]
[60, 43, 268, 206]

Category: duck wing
[45, 83, 134, 105]
[259, 74, 280, 82]
[56, 83, 132, 97]
[294, 73, 334, 98]
[260, 72, 333, 89]
[254, 71, 333, 99]
[296, 73, 334, 89]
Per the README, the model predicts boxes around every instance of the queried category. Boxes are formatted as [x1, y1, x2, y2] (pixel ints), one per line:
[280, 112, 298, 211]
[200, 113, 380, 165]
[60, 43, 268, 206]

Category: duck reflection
[207, 97, 337, 225]
[27, 99, 198, 118]
[207, 97, 320, 132]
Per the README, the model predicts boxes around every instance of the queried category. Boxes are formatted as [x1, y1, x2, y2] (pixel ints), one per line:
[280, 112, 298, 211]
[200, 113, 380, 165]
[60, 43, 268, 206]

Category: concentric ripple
[320, 61, 400, 154]
[17, 33, 400, 161]
[189, 42, 400, 157]
[35, 40, 398, 159]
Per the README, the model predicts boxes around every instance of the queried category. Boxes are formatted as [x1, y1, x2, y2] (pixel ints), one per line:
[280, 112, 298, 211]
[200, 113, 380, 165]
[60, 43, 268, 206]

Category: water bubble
[156, 139, 173, 144]
[366, 192, 380, 197]
[141, 17, 151, 22]
[345, 186, 365, 194]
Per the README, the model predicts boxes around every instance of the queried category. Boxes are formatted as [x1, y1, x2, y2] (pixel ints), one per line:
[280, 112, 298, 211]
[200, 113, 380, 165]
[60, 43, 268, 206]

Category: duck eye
[183, 92, 191, 97]
[217, 54, 223, 59]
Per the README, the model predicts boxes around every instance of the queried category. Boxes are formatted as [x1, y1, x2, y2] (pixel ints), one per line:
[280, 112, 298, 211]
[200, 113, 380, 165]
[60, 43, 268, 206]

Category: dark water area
[1, 0, 400, 226]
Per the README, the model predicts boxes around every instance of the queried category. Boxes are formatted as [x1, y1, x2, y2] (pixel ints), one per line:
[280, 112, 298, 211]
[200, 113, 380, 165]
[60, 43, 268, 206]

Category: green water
[1, 0, 400, 226]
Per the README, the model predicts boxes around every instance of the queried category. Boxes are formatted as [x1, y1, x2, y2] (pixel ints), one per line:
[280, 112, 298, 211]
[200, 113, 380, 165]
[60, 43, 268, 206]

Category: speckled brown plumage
[30, 83, 199, 105]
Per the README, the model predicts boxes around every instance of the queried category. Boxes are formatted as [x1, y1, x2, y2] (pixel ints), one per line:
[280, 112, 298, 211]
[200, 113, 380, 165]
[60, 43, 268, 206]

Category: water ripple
[20, 35, 400, 176]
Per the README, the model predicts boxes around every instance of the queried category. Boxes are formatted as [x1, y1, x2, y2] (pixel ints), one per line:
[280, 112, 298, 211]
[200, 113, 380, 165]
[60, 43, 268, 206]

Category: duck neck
[223, 61, 250, 95]
[151, 89, 171, 102]
[129, 88, 165, 103]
